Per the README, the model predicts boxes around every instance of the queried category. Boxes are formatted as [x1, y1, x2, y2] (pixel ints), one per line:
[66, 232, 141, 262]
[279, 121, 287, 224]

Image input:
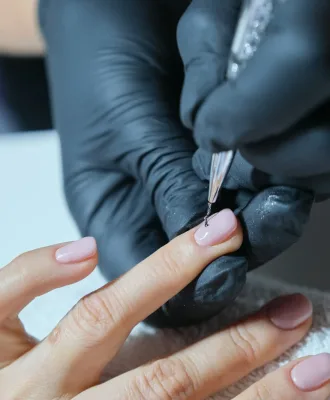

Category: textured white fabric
[103, 275, 330, 399]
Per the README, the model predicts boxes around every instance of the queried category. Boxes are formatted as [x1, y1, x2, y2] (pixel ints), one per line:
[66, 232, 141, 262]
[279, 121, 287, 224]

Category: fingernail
[291, 353, 330, 391]
[267, 294, 313, 330]
[55, 237, 97, 264]
[194, 209, 237, 246]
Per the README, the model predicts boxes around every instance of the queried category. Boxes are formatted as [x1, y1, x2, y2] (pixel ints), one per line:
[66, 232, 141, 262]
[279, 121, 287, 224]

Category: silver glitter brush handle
[227, 0, 274, 80]
[205, 0, 276, 225]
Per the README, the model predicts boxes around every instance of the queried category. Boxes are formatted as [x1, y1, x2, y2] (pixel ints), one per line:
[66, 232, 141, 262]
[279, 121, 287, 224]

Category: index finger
[177, 0, 241, 129]
[33, 210, 242, 393]
[195, 0, 330, 152]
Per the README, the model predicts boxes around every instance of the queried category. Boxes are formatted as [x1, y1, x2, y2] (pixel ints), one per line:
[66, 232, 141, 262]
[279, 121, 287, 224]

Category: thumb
[177, 0, 242, 129]
[238, 186, 314, 269]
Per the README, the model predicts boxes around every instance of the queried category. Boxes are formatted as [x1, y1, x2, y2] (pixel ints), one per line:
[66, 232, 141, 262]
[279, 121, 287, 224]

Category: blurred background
[1, 55, 330, 296]
[0, 57, 106, 339]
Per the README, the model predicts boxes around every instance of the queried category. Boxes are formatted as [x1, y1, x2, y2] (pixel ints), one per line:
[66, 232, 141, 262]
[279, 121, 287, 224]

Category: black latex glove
[39, 0, 313, 327]
[178, 0, 330, 197]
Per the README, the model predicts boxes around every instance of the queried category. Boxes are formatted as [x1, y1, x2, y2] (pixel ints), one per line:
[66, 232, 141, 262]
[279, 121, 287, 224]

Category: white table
[0, 131, 329, 338]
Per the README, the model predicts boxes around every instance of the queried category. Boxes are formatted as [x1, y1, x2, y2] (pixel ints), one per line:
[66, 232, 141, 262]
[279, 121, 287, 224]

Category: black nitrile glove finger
[177, 0, 242, 130]
[178, 0, 330, 197]
[186, 0, 330, 148]
[193, 151, 315, 267]
[40, 0, 249, 327]
[240, 103, 330, 195]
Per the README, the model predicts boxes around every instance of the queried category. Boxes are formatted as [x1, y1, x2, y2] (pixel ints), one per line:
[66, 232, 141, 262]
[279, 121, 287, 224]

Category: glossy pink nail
[267, 294, 313, 330]
[291, 353, 330, 391]
[55, 237, 97, 264]
[194, 209, 237, 246]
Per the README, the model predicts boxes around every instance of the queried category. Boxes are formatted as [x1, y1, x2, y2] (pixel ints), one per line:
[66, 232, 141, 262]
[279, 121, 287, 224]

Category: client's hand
[0, 214, 328, 399]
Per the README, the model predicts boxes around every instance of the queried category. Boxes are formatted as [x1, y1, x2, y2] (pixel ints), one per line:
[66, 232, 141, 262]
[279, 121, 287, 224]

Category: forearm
[0, 0, 44, 55]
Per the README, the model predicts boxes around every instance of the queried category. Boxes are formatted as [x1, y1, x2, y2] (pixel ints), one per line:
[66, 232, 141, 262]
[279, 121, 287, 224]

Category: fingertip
[52, 237, 98, 283]
[266, 294, 313, 331]
[226, 220, 243, 252]
[55, 237, 97, 264]
[290, 353, 330, 392]
[0, 239, 99, 318]
[178, 211, 243, 267]
[239, 186, 313, 268]
[16, 238, 99, 291]
[193, 209, 240, 247]
[246, 294, 313, 358]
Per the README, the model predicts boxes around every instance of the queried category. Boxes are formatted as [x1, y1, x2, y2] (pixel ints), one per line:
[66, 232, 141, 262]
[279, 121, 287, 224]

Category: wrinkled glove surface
[178, 0, 330, 198]
[39, 0, 313, 327]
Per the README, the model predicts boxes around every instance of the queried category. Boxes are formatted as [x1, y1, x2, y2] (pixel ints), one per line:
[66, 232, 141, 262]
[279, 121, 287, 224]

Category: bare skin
[0, 215, 327, 399]
[0, 0, 43, 55]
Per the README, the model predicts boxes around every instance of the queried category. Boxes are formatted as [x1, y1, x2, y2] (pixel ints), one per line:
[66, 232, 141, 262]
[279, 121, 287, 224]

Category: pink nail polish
[194, 209, 237, 246]
[55, 237, 97, 264]
[291, 353, 330, 391]
[267, 294, 313, 330]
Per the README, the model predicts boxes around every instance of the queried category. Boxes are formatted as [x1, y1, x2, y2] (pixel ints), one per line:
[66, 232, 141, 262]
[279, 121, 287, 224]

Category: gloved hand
[178, 0, 330, 198]
[39, 0, 313, 327]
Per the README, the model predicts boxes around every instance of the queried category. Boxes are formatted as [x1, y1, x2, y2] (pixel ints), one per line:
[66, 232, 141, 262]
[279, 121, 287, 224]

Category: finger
[0, 317, 37, 367]
[241, 104, 330, 179]
[214, 153, 314, 267]
[65, 168, 168, 278]
[194, 0, 330, 152]
[177, 0, 242, 128]
[158, 250, 247, 327]
[0, 237, 97, 322]
[237, 186, 313, 269]
[34, 211, 242, 393]
[80, 294, 312, 400]
[236, 354, 330, 400]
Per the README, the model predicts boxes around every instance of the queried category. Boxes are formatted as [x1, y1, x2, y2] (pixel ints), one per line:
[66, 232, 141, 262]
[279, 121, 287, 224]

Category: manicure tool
[204, 0, 274, 226]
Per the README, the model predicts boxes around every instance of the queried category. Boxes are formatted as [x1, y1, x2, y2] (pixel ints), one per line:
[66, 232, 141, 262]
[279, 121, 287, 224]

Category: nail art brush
[204, 0, 274, 226]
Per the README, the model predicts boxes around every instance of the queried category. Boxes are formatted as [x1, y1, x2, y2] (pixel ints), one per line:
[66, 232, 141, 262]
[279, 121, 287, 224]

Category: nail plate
[267, 294, 313, 330]
[291, 353, 330, 391]
[194, 209, 237, 246]
[56, 237, 97, 264]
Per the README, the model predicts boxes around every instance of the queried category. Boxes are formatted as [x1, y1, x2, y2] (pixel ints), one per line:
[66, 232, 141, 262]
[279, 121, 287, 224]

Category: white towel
[103, 275, 330, 399]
